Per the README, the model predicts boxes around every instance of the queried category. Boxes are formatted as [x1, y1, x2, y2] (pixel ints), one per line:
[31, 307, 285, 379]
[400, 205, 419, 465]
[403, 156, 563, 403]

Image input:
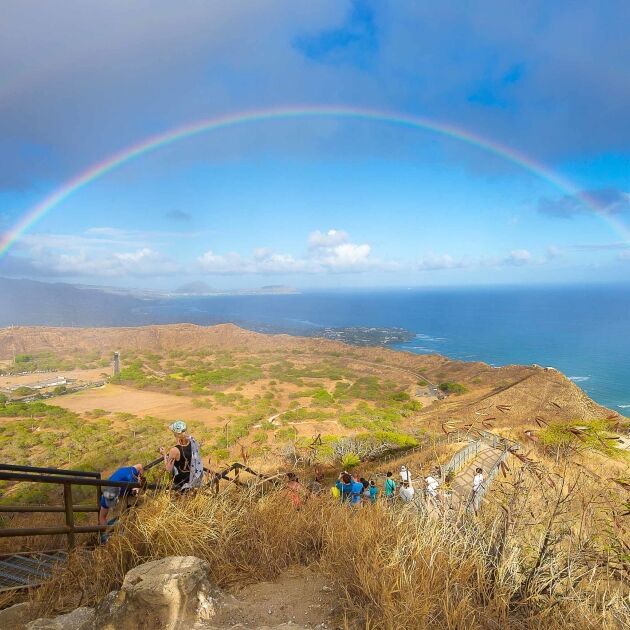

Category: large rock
[0, 602, 32, 629]
[26, 607, 95, 630]
[94, 556, 218, 630]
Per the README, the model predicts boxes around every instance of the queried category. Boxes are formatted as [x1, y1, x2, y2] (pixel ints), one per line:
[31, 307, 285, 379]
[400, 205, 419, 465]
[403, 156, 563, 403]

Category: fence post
[95, 472, 102, 523]
[63, 483, 75, 549]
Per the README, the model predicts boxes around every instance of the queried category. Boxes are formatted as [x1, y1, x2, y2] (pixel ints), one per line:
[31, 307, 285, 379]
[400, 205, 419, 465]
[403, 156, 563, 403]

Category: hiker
[159, 420, 203, 491]
[400, 465, 411, 484]
[470, 467, 485, 511]
[384, 471, 396, 501]
[399, 479, 415, 503]
[307, 473, 324, 496]
[369, 479, 379, 503]
[98, 464, 144, 541]
[472, 467, 484, 493]
[424, 472, 440, 503]
[350, 474, 364, 507]
[335, 472, 354, 502]
[360, 477, 370, 503]
[286, 472, 303, 509]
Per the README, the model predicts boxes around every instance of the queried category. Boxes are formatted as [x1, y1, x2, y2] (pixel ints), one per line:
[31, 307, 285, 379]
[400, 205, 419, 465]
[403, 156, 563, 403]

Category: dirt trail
[210, 565, 337, 628]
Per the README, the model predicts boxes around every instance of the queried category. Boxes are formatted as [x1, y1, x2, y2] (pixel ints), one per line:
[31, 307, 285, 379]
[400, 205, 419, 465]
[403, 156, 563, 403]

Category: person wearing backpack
[369, 480, 379, 503]
[350, 474, 364, 506]
[335, 472, 353, 502]
[384, 471, 396, 501]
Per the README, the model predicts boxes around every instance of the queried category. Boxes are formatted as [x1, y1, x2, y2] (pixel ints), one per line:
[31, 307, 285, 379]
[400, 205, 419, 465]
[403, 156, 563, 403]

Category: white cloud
[198, 229, 391, 275]
[308, 229, 349, 248]
[505, 249, 532, 266]
[416, 254, 471, 271]
[546, 245, 562, 259]
[17, 245, 181, 277]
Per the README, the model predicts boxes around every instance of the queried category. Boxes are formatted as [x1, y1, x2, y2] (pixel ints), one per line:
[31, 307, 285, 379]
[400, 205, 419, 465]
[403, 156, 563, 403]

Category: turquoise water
[145, 284, 630, 411]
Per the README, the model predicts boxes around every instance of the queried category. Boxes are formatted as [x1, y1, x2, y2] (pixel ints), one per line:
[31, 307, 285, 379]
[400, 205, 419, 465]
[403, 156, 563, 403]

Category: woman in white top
[399, 480, 415, 503]
[472, 468, 484, 492]
[400, 465, 411, 484]
[425, 475, 439, 498]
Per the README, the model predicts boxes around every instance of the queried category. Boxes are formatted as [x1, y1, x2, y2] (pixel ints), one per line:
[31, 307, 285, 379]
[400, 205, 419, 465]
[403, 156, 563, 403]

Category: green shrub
[438, 382, 468, 395]
[13, 386, 36, 397]
[341, 453, 361, 469]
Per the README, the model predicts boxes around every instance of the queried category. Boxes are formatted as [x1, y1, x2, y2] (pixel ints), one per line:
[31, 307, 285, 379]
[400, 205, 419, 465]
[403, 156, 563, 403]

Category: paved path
[450, 446, 503, 509]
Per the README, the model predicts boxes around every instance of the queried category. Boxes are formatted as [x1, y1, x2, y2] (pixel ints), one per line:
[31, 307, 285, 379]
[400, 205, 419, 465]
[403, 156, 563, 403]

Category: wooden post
[63, 483, 75, 549]
[96, 472, 102, 523]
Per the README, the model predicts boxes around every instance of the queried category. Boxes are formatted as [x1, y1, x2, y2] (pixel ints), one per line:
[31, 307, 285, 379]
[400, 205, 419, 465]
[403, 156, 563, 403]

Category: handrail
[466, 448, 511, 512]
[0, 467, 157, 550]
[0, 471, 153, 489]
[0, 463, 100, 478]
[441, 439, 481, 478]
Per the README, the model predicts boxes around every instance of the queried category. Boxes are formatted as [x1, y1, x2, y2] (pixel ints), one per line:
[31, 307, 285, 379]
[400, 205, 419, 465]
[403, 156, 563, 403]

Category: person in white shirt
[400, 465, 411, 484]
[425, 475, 439, 499]
[472, 468, 484, 493]
[470, 467, 485, 512]
[399, 480, 415, 503]
[473, 468, 483, 492]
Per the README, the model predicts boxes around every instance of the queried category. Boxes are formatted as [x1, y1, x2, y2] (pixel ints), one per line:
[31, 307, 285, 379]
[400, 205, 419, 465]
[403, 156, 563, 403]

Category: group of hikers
[98, 420, 487, 538]
[286, 463, 485, 510]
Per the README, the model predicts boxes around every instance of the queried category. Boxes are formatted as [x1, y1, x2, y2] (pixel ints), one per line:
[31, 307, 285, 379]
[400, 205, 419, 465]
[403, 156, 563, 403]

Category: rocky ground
[0, 556, 338, 630]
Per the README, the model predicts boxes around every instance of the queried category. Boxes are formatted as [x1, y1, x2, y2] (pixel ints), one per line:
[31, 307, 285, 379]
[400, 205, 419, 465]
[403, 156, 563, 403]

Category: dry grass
[31, 466, 629, 630]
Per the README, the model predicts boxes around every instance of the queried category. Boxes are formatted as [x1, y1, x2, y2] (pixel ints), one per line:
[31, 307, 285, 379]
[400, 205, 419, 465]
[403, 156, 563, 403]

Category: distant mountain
[0, 277, 300, 328]
[174, 281, 216, 295]
[257, 285, 298, 294]
[173, 282, 297, 296]
[0, 277, 145, 327]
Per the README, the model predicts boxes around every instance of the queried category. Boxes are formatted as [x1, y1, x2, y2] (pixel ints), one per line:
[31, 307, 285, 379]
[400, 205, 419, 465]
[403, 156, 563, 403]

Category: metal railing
[466, 448, 511, 512]
[476, 430, 521, 452]
[441, 439, 481, 479]
[0, 464, 154, 549]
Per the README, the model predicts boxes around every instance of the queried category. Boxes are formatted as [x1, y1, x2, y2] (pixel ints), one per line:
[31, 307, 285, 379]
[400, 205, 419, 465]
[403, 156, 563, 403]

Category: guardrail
[440, 439, 481, 479]
[463, 432, 522, 511]
[0, 465, 156, 549]
[466, 448, 511, 512]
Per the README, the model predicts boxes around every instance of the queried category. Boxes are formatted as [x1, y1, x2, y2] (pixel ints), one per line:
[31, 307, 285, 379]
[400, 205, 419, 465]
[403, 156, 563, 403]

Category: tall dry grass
[31, 469, 629, 630]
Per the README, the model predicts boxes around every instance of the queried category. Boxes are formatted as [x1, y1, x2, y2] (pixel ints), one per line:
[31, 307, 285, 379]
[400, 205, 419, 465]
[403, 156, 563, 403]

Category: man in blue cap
[98, 463, 144, 542]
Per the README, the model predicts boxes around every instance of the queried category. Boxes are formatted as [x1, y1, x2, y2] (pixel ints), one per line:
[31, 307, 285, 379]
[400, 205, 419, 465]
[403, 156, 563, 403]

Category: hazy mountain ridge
[0, 277, 298, 327]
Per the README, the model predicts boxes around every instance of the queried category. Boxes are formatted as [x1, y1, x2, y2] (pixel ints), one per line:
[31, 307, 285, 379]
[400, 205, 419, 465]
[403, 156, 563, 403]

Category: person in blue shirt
[335, 472, 353, 502]
[350, 476, 364, 506]
[384, 471, 396, 501]
[99, 464, 144, 527]
[369, 480, 379, 503]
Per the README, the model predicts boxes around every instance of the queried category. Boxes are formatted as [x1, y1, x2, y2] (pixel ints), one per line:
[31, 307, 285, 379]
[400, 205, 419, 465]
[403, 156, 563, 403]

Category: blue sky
[0, 0, 628, 289]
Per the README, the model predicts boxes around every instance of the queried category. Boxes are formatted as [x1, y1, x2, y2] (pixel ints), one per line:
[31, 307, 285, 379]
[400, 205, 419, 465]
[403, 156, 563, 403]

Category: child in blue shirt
[384, 471, 396, 499]
[369, 480, 379, 503]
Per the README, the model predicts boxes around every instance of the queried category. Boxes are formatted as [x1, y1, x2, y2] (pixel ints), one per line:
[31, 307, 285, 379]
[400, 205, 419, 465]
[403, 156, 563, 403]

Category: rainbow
[1, 105, 628, 257]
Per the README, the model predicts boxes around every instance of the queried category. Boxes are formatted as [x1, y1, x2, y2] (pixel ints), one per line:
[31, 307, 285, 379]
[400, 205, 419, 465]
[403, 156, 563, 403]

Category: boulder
[0, 602, 32, 629]
[94, 556, 219, 630]
[26, 607, 95, 630]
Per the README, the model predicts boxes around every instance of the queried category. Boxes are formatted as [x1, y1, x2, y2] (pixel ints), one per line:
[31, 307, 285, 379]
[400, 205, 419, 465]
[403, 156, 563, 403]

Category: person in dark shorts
[160, 420, 201, 491]
[98, 464, 144, 541]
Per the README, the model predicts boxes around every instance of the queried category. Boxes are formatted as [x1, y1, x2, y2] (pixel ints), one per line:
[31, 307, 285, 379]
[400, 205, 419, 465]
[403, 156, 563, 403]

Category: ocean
[138, 284, 630, 411]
